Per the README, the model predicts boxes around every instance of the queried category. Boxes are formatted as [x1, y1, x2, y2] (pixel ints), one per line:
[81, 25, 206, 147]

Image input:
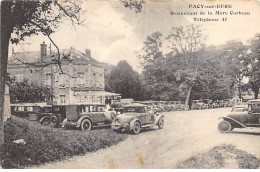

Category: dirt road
[33, 108, 260, 169]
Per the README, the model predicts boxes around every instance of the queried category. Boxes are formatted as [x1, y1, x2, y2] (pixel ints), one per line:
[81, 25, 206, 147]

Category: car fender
[129, 118, 142, 130]
[39, 116, 50, 123]
[76, 116, 92, 128]
[218, 116, 246, 128]
[155, 114, 164, 124]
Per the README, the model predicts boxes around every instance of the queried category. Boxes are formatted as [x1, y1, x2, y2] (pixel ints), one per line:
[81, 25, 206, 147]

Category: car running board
[141, 123, 156, 128]
[94, 123, 111, 127]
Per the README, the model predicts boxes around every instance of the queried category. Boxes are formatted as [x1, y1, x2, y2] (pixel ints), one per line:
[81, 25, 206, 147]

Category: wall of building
[7, 65, 42, 84]
[7, 46, 108, 105]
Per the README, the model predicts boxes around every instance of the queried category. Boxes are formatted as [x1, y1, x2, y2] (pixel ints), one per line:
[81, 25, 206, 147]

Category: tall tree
[243, 33, 260, 99]
[219, 40, 247, 99]
[139, 32, 179, 100]
[166, 24, 206, 108]
[106, 60, 143, 100]
[0, 0, 83, 166]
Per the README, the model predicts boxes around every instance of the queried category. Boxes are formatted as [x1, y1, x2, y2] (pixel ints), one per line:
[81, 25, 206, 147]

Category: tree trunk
[254, 87, 259, 99]
[0, 5, 12, 166]
[185, 86, 192, 110]
[238, 77, 242, 99]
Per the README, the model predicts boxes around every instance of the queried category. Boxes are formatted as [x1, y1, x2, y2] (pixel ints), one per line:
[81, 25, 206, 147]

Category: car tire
[158, 117, 164, 129]
[40, 117, 51, 126]
[132, 121, 141, 134]
[165, 107, 170, 112]
[81, 118, 92, 131]
[114, 129, 121, 133]
[50, 115, 59, 127]
[218, 121, 232, 133]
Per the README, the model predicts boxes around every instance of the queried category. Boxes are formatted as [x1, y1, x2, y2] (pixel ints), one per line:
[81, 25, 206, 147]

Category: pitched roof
[8, 48, 101, 67]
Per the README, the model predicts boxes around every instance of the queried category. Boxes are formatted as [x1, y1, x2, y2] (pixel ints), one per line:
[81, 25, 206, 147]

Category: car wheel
[165, 107, 170, 112]
[218, 121, 232, 133]
[158, 117, 164, 129]
[114, 129, 121, 133]
[132, 121, 141, 134]
[50, 115, 58, 127]
[41, 117, 50, 126]
[81, 119, 92, 131]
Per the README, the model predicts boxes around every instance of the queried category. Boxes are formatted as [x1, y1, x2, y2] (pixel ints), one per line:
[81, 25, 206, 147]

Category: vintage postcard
[1, 0, 260, 169]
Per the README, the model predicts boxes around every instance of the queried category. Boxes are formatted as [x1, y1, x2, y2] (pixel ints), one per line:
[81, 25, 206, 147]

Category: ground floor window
[60, 95, 66, 104]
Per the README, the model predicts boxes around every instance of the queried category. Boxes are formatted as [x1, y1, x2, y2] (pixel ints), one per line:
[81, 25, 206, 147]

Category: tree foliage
[106, 60, 143, 100]
[243, 33, 260, 99]
[9, 79, 51, 103]
[138, 25, 258, 102]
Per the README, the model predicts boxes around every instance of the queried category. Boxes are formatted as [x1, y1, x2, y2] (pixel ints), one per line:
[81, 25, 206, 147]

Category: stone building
[7, 42, 119, 105]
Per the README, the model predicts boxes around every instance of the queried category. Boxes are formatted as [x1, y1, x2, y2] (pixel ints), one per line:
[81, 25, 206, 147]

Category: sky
[11, 0, 260, 72]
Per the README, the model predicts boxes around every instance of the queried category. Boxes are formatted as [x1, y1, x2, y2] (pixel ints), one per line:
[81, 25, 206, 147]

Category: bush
[3, 116, 128, 168]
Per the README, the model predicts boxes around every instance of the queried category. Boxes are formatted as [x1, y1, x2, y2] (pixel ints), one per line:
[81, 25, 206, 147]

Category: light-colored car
[111, 103, 164, 134]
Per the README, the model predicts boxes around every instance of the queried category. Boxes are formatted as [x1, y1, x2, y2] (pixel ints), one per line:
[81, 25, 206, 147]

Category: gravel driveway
[32, 108, 260, 169]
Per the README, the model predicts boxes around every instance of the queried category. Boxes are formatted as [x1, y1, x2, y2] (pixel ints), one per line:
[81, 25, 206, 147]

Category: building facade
[8, 42, 119, 105]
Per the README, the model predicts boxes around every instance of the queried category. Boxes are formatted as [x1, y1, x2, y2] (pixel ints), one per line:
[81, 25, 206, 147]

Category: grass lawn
[177, 144, 260, 169]
[3, 116, 128, 169]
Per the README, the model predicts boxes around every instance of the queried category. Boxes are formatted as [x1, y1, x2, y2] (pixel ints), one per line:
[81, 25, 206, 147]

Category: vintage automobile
[159, 101, 171, 112]
[11, 103, 67, 127]
[203, 99, 213, 109]
[111, 103, 164, 134]
[109, 104, 124, 114]
[231, 104, 248, 112]
[10, 103, 43, 119]
[64, 104, 117, 130]
[223, 99, 233, 107]
[138, 101, 155, 111]
[168, 101, 178, 111]
[212, 102, 220, 108]
[38, 105, 67, 127]
[218, 99, 260, 133]
[191, 100, 207, 110]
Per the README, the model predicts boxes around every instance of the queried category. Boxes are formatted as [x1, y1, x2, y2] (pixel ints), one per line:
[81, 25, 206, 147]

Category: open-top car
[111, 103, 164, 134]
[218, 99, 260, 133]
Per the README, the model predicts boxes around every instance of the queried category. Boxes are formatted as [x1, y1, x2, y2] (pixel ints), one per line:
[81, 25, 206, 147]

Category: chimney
[41, 41, 47, 60]
[85, 49, 91, 58]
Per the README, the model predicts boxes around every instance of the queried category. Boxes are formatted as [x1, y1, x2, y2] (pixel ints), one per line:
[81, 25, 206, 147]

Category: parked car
[109, 104, 124, 114]
[10, 103, 66, 127]
[159, 101, 171, 112]
[231, 104, 248, 112]
[212, 102, 220, 108]
[64, 104, 117, 130]
[223, 99, 233, 107]
[191, 100, 207, 110]
[38, 105, 67, 127]
[168, 101, 177, 111]
[10, 103, 43, 119]
[138, 101, 155, 111]
[203, 99, 213, 109]
[111, 103, 164, 134]
[218, 99, 260, 133]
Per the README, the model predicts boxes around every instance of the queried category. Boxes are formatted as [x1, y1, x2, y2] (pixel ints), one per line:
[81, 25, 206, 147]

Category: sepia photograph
[0, 0, 260, 169]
